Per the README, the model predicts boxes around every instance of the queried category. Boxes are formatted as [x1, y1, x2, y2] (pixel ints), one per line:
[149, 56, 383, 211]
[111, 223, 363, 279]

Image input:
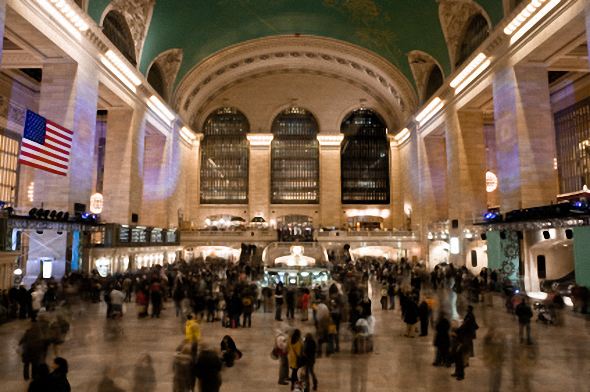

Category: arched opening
[271, 107, 319, 204]
[340, 109, 390, 204]
[424, 65, 443, 102]
[456, 14, 490, 68]
[103, 10, 136, 66]
[147, 63, 166, 100]
[200, 107, 250, 204]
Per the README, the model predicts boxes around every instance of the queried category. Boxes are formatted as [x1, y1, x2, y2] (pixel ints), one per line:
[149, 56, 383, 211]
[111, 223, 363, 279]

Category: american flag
[18, 110, 72, 176]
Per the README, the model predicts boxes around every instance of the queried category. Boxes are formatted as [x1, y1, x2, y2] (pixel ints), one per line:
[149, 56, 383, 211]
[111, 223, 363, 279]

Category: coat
[287, 340, 302, 369]
[195, 350, 222, 392]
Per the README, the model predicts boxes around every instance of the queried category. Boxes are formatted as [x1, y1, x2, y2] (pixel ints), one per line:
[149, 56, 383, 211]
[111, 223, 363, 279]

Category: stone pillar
[389, 136, 404, 230]
[141, 127, 168, 227]
[34, 61, 98, 211]
[247, 134, 272, 220]
[445, 108, 487, 265]
[419, 133, 448, 225]
[166, 124, 182, 228]
[0, 0, 6, 64]
[102, 107, 145, 224]
[187, 135, 202, 227]
[318, 134, 343, 228]
[493, 64, 558, 211]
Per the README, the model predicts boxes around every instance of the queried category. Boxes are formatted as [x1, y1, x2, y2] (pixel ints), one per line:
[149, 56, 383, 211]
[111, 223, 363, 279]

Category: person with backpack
[241, 294, 254, 328]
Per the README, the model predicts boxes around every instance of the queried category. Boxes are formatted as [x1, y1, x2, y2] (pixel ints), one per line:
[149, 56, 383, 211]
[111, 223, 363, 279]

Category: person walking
[461, 305, 479, 366]
[273, 332, 289, 385]
[132, 354, 156, 392]
[27, 364, 50, 392]
[185, 314, 201, 359]
[302, 333, 318, 391]
[515, 297, 533, 344]
[288, 329, 304, 390]
[433, 313, 451, 367]
[403, 296, 419, 338]
[483, 326, 506, 392]
[172, 343, 195, 392]
[195, 349, 223, 392]
[418, 299, 431, 336]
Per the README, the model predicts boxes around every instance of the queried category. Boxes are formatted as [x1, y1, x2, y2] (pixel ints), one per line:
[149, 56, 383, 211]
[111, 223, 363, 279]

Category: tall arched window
[424, 65, 443, 101]
[103, 11, 136, 66]
[147, 63, 166, 100]
[456, 14, 490, 68]
[200, 108, 249, 204]
[341, 109, 390, 204]
[271, 108, 319, 204]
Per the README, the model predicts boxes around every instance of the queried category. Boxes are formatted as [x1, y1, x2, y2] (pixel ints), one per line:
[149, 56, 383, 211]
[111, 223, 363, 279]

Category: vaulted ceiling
[88, 0, 504, 87]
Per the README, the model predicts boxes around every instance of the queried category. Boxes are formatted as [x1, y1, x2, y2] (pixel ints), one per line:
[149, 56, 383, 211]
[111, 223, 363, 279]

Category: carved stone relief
[0, 96, 26, 132]
[110, 0, 155, 63]
[407, 51, 442, 103]
[150, 48, 183, 102]
[438, 0, 491, 71]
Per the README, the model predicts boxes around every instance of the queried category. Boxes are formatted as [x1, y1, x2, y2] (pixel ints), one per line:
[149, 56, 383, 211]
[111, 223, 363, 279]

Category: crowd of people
[2, 248, 588, 391]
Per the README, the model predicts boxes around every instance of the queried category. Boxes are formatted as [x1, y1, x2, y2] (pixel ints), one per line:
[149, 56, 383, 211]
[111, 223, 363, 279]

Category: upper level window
[424, 65, 443, 102]
[147, 63, 166, 100]
[341, 109, 390, 204]
[200, 108, 249, 204]
[456, 14, 490, 68]
[271, 108, 319, 204]
[103, 11, 136, 66]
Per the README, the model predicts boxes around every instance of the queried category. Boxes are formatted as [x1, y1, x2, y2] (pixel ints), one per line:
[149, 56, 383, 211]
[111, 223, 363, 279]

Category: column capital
[317, 134, 344, 147]
[247, 133, 273, 148]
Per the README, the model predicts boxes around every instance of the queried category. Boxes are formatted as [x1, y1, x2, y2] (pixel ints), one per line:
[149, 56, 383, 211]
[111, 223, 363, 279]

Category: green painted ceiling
[88, 0, 504, 89]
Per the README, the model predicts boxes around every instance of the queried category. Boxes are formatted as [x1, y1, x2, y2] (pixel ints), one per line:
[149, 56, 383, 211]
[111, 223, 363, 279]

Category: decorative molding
[109, 0, 155, 64]
[174, 36, 418, 129]
[0, 96, 27, 132]
[438, 0, 492, 70]
[148, 48, 183, 102]
[407, 51, 444, 104]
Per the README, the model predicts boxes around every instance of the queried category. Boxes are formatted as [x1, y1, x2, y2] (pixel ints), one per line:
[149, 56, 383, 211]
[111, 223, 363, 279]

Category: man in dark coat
[461, 306, 479, 365]
[433, 314, 451, 367]
[418, 299, 431, 336]
[403, 296, 419, 338]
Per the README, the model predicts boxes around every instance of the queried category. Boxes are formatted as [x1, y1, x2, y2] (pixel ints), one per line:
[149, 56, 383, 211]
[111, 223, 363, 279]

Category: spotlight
[483, 211, 502, 222]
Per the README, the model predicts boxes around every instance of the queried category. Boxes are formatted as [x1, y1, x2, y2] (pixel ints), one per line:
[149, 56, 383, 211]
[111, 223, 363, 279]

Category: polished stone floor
[0, 285, 588, 392]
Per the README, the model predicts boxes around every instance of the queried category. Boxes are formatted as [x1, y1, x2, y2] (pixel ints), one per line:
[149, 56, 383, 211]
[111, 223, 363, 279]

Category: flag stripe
[45, 134, 71, 149]
[46, 119, 73, 135]
[19, 159, 67, 176]
[21, 144, 69, 163]
[23, 140, 69, 158]
[43, 139, 71, 155]
[20, 151, 68, 170]
[46, 124, 73, 142]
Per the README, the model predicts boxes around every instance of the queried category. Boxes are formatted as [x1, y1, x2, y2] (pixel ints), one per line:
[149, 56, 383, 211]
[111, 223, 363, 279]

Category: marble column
[187, 135, 202, 227]
[389, 136, 404, 230]
[34, 61, 98, 212]
[0, 0, 6, 64]
[492, 64, 558, 211]
[247, 134, 272, 220]
[141, 126, 168, 227]
[445, 109, 487, 222]
[102, 107, 146, 224]
[318, 134, 343, 228]
[420, 133, 448, 226]
[166, 123, 182, 228]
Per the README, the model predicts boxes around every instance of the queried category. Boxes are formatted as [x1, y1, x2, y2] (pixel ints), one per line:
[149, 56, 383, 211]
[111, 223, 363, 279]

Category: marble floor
[0, 286, 588, 392]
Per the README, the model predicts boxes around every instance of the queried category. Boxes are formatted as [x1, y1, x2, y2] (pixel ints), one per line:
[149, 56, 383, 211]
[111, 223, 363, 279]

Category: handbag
[270, 347, 279, 360]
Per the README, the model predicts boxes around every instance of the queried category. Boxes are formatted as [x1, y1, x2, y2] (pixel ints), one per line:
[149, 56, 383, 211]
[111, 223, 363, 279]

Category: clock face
[486, 171, 498, 193]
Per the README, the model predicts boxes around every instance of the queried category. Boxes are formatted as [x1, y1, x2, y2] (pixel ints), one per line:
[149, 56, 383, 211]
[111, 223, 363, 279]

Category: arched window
[103, 11, 136, 66]
[271, 108, 319, 204]
[456, 14, 489, 68]
[200, 108, 249, 204]
[147, 63, 166, 100]
[424, 65, 443, 101]
[341, 109, 390, 204]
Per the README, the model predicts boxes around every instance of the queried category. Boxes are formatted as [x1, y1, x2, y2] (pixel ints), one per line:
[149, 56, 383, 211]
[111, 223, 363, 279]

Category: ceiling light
[105, 50, 142, 86]
[415, 97, 444, 126]
[505, 0, 561, 45]
[180, 126, 197, 144]
[393, 128, 410, 143]
[100, 55, 137, 93]
[450, 53, 491, 93]
[37, 0, 89, 40]
[147, 95, 176, 126]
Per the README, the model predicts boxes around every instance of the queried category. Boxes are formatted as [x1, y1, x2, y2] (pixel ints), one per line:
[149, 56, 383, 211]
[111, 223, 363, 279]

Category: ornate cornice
[149, 48, 183, 102]
[407, 51, 445, 104]
[109, 0, 155, 63]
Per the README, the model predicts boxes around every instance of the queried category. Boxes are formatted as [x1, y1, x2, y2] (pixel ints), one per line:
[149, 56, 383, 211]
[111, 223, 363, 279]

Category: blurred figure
[185, 313, 201, 359]
[274, 282, 284, 321]
[461, 305, 479, 366]
[511, 337, 538, 392]
[273, 331, 289, 385]
[432, 313, 451, 367]
[450, 324, 467, 381]
[27, 363, 50, 392]
[109, 285, 125, 319]
[135, 286, 149, 318]
[402, 295, 418, 338]
[48, 357, 71, 392]
[133, 353, 156, 392]
[97, 367, 125, 392]
[287, 329, 303, 390]
[418, 298, 431, 336]
[303, 333, 318, 391]
[150, 280, 163, 318]
[482, 326, 506, 392]
[315, 303, 330, 357]
[515, 297, 533, 344]
[220, 335, 242, 367]
[195, 349, 223, 392]
[49, 313, 70, 356]
[173, 343, 195, 392]
[300, 289, 310, 321]
[19, 322, 49, 380]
